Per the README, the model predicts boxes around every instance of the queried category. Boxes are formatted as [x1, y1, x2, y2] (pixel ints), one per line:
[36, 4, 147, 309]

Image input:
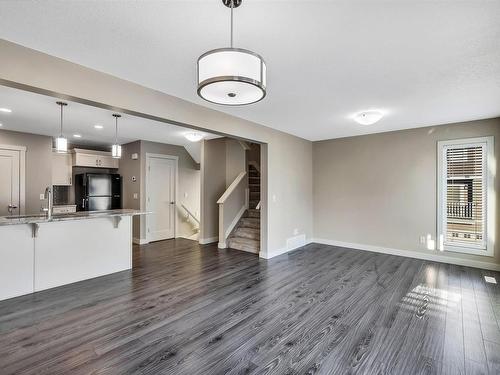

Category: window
[437, 137, 494, 256]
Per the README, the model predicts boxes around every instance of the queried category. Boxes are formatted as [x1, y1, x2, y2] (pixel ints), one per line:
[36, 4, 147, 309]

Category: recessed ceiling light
[94, 124, 103, 129]
[0, 108, 12, 113]
[484, 276, 497, 284]
[353, 110, 384, 125]
[185, 132, 204, 142]
[73, 134, 82, 138]
[0, 123, 3, 127]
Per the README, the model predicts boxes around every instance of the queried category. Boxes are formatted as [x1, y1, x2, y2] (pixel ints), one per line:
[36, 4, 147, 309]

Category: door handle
[170, 202, 175, 205]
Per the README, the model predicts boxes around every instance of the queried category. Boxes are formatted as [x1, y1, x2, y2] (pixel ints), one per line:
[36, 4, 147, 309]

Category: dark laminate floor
[0, 239, 500, 374]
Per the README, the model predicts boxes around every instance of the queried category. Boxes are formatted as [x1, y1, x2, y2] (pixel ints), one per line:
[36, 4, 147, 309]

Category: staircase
[227, 164, 260, 254]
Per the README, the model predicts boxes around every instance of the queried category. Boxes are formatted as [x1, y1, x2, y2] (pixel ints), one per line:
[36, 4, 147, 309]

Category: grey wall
[313, 117, 500, 267]
[0, 39, 314, 258]
[0, 129, 52, 214]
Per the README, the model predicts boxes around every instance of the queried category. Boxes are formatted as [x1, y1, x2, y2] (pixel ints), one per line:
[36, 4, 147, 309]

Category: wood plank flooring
[0, 239, 499, 374]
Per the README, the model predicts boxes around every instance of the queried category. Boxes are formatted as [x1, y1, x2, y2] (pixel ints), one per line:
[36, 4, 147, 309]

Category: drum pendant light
[197, 0, 266, 106]
[55, 101, 68, 153]
[111, 114, 122, 159]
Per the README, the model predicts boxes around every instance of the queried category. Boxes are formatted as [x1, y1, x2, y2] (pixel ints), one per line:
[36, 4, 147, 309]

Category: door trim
[0, 144, 26, 215]
[145, 153, 179, 242]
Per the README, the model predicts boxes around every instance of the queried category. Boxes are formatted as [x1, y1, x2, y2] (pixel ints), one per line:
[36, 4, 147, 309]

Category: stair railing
[180, 203, 200, 227]
[248, 161, 260, 173]
[217, 171, 248, 249]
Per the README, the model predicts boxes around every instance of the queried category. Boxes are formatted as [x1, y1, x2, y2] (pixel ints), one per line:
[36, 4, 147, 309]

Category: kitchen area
[0, 84, 207, 302]
[0, 124, 144, 301]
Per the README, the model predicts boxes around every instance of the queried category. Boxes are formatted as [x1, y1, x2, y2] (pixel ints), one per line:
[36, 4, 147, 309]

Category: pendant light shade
[112, 144, 122, 159]
[55, 101, 68, 153]
[198, 48, 266, 105]
[112, 114, 122, 159]
[197, 0, 266, 106]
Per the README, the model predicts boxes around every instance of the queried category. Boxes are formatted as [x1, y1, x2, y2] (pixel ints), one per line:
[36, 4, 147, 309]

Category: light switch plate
[133, 193, 138, 200]
[40, 193, 45, 200]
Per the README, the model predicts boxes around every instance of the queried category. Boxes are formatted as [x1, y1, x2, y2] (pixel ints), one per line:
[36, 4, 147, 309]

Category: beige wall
[200, 137, 248, 242]
[0, 129, 52, 214]
[201, 138, 227, 241]
[313, 118, 500, 267]
[119, 141, 141, 238]
[140, 140, 200, 240]
[0, 39, 313, 258]
[225, 138, 246, 187]
[120, 140, 200, 241]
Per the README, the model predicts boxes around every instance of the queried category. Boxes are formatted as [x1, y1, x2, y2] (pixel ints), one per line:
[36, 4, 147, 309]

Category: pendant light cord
[115, 116, 118, 144]
[230, 0, 234, 48]
[60, 103, 63, 137]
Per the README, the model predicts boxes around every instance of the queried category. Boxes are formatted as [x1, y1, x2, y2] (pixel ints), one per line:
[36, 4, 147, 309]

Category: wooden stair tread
[227, 237, 259, 254]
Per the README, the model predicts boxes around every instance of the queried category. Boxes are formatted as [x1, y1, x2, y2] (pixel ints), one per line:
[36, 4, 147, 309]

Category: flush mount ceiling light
[197, 0, 266, 106]
[111, 114, 122, 159]
[0, 108, 12, 113]
[353, 110, 384, 126]
[73, 134, 82, 138]
[185, 132, 204, 142]
[94, 124, 103, 129]
[55, 101, 68, 153]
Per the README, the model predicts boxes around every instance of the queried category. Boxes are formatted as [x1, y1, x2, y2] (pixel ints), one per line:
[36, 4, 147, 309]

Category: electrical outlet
[419, 236, 426, 245]
[40, 193, 45, 200]
[294, 228, 299, 235]
[133, 193, 138, 200]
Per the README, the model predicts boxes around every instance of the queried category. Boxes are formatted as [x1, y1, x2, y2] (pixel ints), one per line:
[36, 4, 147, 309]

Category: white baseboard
[133, 237, 149, 245]
[218, 241, 227, 249]
[177, 235, 199, 241]
[199, 236, 218, 245]
[260, 237, 313, 259]
[312, 238, 500, 272]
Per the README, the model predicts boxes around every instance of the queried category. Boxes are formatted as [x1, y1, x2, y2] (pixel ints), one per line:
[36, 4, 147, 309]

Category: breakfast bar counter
[0, 209, 147, 301]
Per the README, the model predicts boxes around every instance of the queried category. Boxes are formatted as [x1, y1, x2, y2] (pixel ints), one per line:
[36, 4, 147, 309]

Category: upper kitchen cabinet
[52, 152, 73, 186]
[72, 148, 119, 169]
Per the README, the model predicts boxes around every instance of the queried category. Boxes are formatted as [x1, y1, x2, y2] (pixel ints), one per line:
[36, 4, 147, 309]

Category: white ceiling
[0, 0, 499, 141]
[0, 85, 218, 152]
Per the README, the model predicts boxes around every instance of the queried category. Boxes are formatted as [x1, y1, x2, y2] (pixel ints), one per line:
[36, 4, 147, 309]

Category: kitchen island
[0, 209, 146, 301]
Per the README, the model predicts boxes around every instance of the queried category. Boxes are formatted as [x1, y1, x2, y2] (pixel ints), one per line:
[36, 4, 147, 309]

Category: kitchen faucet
[42, 186, 53, 219]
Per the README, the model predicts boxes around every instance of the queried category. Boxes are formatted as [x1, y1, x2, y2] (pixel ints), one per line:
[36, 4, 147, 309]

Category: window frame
[437, 136, 495, 257]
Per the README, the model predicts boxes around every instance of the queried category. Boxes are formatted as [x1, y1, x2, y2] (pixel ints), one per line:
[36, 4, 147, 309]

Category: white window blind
[437, 137, 494, 256]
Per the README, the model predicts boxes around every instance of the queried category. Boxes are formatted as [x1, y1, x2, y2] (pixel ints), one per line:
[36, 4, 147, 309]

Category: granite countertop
[0, 209, 148, 226]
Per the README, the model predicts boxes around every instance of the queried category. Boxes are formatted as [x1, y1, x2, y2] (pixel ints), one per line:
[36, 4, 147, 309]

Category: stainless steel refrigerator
[75, 173, 122, 211]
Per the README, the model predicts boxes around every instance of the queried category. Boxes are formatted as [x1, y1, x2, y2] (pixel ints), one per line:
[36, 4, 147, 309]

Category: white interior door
[0, 148, 21, 216]
[147, 155, 176, 241]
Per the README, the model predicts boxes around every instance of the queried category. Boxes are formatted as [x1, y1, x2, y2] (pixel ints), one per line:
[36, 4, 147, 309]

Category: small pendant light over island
[111, 113, 122, 159]
[55, 101, 68, 153]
